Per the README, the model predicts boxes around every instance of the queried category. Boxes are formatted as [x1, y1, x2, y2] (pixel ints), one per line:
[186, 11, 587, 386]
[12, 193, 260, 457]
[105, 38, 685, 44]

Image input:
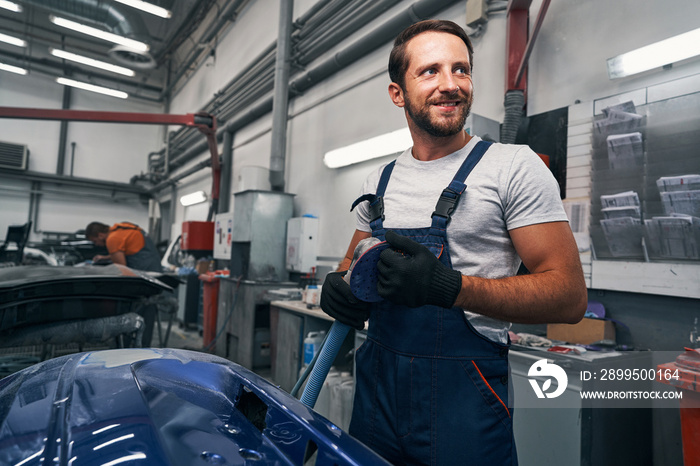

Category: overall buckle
[432, 187, 463, 223]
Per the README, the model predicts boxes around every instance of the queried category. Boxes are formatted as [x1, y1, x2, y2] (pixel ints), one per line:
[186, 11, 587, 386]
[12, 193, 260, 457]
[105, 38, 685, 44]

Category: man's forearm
[454, 269, 587, 324]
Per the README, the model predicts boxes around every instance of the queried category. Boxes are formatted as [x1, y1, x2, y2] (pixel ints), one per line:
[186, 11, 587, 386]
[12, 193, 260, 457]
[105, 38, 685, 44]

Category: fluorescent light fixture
[114, 0, 172, 19]
[49, 15, 150, 53]
[180, 190, 208, 206]
[324, 128, 412, 168]
[607, 27, 700, 79]
[0, 32, 26, 47]
[56, 77, 129, 99]
[50, 48, 135, 77]
[0, 62, 27, 75]
[0, 1, 21, 13]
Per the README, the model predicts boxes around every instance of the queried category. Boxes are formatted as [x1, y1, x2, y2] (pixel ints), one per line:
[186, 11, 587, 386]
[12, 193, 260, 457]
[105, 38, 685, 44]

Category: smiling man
[320, 20, 586, 465]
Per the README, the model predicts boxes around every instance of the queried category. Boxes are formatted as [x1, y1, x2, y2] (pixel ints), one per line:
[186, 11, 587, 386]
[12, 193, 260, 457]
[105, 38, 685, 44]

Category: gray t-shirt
[355, 136, 569, 344]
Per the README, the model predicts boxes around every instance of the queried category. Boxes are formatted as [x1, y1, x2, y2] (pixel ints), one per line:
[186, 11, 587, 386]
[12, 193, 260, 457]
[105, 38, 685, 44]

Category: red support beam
[506, 0, 530, 94]
[0, 106, 220, 201]
[514, 0, 551, 88]
[0, 106, 212, 128]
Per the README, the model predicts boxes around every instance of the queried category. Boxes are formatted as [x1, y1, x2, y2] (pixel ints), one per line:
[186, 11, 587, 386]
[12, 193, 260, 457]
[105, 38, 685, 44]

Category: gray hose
[501, 89, 525, 144]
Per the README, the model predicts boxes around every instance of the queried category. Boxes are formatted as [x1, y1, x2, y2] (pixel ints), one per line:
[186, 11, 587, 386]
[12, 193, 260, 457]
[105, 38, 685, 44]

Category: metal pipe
[157, 0, 459, 189]
[295, 0, 401, 65]
[0, 169, 150, 195]
[292, 0, 458, 94]
[0, 184, 144, 201]
[294, 0, 337, 28]
[56, 85, 72, 175]
[294, 0, 373, 57]
[218, 131, 233, 213]
[293, 0, 350, 40]
[200, 0, 248, 45]
[149, 158, 212, 194]
[70, 142, 76, 176]
[269, 0, 294, 191]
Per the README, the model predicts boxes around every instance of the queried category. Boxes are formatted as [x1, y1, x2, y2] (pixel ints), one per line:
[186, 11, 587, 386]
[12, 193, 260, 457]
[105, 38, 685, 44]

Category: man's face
[394, 31, 473, 137]
[89, 232, 107, 247]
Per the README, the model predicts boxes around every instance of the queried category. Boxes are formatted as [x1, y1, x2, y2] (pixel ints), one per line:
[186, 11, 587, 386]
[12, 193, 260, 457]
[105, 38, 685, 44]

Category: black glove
[377, 230, 462, 308]
[320, 271, 371, 330]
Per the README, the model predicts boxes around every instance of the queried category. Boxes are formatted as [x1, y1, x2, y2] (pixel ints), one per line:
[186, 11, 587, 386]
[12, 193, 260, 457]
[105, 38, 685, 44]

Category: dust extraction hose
[500, 89, 525, 144]
[299, 321, 351, 408]
[298, 237, 379, 408]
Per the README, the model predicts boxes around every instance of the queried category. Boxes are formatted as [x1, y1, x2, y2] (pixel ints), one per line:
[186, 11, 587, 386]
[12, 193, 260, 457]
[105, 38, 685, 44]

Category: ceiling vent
[109, 45, 156, 69]
[0, 141, 29, 170]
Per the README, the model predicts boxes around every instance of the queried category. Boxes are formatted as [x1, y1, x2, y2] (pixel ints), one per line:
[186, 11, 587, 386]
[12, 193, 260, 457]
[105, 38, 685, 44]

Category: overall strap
[112, 222, 140, 231]
[431, 141, 492, 230]
[350, 160, 396, 233]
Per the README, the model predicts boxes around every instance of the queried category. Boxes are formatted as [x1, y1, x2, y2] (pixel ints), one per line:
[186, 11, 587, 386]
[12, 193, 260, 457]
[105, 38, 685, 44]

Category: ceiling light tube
[0, 62, 27, 75]
[324, 128, 413, 168]
[607, 27, 700, 79]
[50, 48, 135, 77]
[0, 32, 26, 47]
[49, 15, 149, 53]
[180, 191, 208, 206]
[0, 1, 21, 13]
[114, 0, 172, 19]
[56, 77, 128, 99]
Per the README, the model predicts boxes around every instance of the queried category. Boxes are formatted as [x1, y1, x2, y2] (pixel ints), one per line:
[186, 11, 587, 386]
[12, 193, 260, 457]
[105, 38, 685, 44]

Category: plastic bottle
[303, 330, 326, 366]
[329, 371, 354, 431]
[691, 317, 699, 348]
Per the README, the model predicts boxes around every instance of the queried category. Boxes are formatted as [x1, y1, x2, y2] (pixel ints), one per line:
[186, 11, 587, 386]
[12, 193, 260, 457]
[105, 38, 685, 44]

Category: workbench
[269, 300, 357, 392]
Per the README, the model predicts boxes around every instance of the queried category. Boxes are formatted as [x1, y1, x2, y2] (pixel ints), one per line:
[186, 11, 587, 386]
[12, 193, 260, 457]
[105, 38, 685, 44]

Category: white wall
[0, 54, 163, 241]
[5, 0, 700, 253]
[527, 0, 700, 116]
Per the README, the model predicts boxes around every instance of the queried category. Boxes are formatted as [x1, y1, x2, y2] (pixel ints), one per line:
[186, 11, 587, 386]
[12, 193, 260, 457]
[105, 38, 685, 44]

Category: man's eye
[455, 67, 468, 75]
[422, 69, 436, 76]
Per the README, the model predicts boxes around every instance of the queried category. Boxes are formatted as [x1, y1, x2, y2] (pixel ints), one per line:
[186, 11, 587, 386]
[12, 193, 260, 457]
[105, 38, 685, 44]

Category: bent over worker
[85, 221, 162, 272]
[320, 20, 587, 465]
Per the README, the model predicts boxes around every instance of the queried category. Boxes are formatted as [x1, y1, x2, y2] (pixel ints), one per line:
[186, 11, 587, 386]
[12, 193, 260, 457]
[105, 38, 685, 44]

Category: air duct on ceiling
[21, 0, 155, 69]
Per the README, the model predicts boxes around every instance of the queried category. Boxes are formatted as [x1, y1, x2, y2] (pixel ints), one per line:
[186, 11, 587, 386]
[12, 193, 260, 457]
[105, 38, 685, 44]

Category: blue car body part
[0, 348, 389, 465]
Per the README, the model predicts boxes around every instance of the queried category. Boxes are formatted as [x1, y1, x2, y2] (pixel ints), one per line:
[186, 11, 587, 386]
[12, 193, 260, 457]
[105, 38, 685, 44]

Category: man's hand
[377, 230, 462, 308]
[92, 254, 111, 262]
[320, 271, 370, 330]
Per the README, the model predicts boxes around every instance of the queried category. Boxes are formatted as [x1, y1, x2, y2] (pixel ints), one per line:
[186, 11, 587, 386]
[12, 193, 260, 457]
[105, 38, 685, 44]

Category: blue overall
[348, 141, 518, 465]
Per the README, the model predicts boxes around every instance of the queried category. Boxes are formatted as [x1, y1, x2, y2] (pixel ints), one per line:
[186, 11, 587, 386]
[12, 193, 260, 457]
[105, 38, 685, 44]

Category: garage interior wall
[2, 0, 699, 246]
[1, 1, 699, 462]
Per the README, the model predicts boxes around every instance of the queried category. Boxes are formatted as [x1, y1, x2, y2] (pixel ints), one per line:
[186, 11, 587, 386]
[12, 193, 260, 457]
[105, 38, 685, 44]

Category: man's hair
[388, 19, 474, 89]
[85, 222, 109, 239]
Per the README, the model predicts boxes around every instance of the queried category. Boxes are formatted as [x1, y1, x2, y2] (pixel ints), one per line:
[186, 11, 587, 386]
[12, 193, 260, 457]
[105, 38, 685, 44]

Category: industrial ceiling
[0, 0, 242, 102]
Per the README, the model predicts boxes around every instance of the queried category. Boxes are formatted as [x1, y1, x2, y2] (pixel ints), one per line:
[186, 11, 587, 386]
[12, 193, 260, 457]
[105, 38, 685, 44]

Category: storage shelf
[590, 260, 700, 298]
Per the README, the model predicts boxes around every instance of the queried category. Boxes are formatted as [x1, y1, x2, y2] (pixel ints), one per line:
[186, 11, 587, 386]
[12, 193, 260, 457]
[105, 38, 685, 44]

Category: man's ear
[388, 82, 405, 108]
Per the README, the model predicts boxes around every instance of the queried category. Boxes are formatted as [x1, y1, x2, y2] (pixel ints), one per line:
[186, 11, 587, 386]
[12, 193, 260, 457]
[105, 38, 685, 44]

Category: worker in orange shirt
[85, 221, 162, 272]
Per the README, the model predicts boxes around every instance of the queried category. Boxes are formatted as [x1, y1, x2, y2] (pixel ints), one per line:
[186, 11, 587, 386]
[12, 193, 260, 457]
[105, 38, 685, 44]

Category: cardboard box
[547, 318, 615, 345]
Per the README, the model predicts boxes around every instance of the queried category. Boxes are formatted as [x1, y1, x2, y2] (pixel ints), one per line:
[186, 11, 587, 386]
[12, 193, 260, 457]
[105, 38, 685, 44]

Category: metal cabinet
[509, 347, 653, 466]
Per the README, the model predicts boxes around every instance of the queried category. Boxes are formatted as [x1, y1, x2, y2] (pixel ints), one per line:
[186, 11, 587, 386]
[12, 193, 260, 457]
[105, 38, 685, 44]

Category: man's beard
[404, 90, 472, 138]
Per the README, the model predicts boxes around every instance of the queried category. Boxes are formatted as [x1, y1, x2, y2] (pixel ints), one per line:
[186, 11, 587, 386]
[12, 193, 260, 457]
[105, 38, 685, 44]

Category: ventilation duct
[21, 0, 155, 69]
[0, 141, 29, 170]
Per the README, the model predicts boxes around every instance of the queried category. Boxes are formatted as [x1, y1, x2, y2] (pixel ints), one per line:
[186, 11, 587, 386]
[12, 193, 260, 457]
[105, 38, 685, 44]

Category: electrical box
[213, 212, 234, 260]
[464, 113, 501, 142]
[181, 221, 214, 252]
[286, 216, 319, 273]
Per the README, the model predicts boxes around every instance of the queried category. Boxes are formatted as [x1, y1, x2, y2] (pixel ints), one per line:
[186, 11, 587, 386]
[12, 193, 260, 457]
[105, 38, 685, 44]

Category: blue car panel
[0, 348, 388, 465]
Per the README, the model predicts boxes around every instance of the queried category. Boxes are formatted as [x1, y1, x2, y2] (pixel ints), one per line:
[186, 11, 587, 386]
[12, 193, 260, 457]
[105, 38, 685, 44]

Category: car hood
[0, 265, 171, 332]
[0, 348, 388, 466]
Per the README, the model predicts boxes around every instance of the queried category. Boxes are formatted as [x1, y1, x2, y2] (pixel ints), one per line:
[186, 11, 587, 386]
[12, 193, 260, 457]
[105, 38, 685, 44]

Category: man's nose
[438, 73, 459, 93]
